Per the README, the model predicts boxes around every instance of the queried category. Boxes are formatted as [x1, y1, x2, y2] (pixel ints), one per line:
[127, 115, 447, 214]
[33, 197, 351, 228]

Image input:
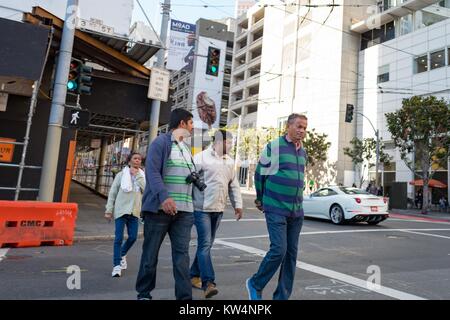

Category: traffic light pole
[39, 0, 78, 202]
[148, 0, 171, 147]
[356, 111, 381, 189]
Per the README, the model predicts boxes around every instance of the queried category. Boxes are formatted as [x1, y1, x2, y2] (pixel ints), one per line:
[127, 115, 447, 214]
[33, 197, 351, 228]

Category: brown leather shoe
[204, 282, 218, 298]
[191, 277, 202, 289]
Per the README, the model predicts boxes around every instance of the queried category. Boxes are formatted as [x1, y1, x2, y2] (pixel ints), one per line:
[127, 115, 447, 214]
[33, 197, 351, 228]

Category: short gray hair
[287, 113, 308, 125]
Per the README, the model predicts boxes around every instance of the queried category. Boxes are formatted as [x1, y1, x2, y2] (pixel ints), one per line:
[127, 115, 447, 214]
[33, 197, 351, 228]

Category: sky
[132, 0, 235, 31]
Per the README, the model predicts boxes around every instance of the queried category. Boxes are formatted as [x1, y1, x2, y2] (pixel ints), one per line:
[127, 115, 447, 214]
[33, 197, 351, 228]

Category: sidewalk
[69, 182, 144, 242]
[389, 207, 450, 222]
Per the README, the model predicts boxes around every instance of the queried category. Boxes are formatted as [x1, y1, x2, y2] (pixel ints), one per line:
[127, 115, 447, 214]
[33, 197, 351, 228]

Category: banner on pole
[166, 19, 196, 72]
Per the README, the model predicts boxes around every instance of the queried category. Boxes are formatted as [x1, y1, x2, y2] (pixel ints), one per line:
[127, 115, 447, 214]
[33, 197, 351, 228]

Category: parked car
[303, 186, 389, 225]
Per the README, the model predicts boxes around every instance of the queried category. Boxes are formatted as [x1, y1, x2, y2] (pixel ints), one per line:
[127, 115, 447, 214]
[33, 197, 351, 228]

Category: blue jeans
[136, 211, 194, 300]
[250, 212, 304, 300]
[190, 211, 223, 288]
[113, 214, 139, 267]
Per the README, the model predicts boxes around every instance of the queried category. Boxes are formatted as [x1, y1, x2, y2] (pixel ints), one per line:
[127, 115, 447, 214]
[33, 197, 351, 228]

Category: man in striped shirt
[136, 109, 196, 300]
[246, 113, 308, 300]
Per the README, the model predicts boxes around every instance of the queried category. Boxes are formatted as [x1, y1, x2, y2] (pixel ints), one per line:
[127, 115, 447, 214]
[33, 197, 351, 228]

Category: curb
[389, 212, 450, 223]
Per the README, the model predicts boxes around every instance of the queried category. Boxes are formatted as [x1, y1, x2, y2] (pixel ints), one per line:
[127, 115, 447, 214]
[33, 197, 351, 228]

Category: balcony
[252, 18, 264, 32]
[233, 63, 247, 75]
[249, 37, 263, 52]
[236, 29, 248, 42]
[351, 0, 443, 33]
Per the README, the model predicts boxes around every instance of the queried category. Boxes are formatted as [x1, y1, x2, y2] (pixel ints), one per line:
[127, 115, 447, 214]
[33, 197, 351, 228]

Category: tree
[385, 96, 450, 214]
[303, 129, 331, 190]
[343, 137, 392, 188]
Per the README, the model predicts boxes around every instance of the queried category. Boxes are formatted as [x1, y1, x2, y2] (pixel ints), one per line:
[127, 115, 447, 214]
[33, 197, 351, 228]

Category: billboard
[191, 36, 227, 129]
[0, 0, 133, 36]
[166, 19, 196, 72]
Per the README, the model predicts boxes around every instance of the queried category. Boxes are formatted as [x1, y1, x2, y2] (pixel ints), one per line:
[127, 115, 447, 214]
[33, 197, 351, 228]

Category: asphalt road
[1, 194, 450, 300]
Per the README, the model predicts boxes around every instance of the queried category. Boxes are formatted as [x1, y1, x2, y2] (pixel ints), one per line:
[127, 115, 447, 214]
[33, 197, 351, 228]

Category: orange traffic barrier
[0, 201, 78, 248]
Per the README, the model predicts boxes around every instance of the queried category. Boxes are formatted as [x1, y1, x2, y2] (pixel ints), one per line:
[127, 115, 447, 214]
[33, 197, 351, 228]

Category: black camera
[186, 171, 207, 191]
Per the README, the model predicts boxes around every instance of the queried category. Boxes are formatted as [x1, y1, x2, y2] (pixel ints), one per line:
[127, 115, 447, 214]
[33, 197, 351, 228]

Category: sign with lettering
[0, 137, 15, 163]
[148, 67, 170, 102]
[166, 19, 196, 72]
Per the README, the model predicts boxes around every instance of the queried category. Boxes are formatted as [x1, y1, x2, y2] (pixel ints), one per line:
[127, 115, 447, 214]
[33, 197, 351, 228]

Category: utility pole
[148, 0, 171, 147]
[39, 0, 78, 201]
[356, 111, 380, 188]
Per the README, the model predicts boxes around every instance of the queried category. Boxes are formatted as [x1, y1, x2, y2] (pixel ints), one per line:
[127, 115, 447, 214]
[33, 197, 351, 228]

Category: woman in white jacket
[105, 152, 145, 277]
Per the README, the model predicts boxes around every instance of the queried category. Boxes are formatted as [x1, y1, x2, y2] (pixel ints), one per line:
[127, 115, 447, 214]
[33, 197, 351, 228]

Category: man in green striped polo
[246, 113, 308, 300]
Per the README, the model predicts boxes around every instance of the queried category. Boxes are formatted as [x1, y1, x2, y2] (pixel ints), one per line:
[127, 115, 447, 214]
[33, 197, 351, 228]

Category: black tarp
[0, 17, 49, 80]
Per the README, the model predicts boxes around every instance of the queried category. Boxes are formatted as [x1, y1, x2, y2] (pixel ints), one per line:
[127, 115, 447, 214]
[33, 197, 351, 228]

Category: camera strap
[173, 140, 197, 174]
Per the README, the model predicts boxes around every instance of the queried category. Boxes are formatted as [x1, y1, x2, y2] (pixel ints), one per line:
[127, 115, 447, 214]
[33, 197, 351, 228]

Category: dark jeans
[136, 211, 194, 300]
[250, 212, 304, 300]
[190, 211, 223, 288]
[113, 214, 139, 267]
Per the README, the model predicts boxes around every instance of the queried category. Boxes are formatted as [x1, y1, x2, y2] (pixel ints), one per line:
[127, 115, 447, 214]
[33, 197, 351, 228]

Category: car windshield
[339, 187, 370, 195]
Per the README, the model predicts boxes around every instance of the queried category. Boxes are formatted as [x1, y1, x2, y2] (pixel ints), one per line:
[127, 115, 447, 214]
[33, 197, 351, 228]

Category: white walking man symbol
[71, 111, 80, 125]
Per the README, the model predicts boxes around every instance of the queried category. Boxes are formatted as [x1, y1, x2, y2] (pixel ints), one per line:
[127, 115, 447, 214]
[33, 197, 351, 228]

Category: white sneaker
[120, 256, 127, 270]
[112, 265, 122, 277]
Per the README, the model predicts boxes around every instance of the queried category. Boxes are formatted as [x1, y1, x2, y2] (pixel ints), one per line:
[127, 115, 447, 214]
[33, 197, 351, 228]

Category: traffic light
[206, 46, 220, 76]
[67, 59, 80, 93]
[79, 63, 93, 95]
[345, 104, 354, 123]
[67, 58, 93, 95]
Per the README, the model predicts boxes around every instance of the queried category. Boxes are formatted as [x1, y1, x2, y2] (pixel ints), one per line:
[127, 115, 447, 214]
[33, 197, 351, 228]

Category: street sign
[78, 18, 115, 36]
[66, 108, 90, 129]
[0, 137, 15, 163]
[148, 67, 170, 102]
[0, 93, 8, 112]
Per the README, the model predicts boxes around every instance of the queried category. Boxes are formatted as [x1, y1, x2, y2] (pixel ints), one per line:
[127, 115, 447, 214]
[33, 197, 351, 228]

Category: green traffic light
[211, 66, 217, 73]
[67, 80, 77, 90]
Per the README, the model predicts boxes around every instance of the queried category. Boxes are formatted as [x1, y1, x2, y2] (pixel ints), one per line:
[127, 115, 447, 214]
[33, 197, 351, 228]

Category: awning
[23, 6, 161, 79]
[409, 179, 447, 188]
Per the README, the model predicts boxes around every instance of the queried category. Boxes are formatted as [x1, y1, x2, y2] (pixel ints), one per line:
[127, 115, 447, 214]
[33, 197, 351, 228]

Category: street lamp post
[357, 111, 381, 189]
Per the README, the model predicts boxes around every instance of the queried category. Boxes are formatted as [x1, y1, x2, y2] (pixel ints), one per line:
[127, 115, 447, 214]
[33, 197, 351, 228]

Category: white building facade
[353, 0, 450, 201]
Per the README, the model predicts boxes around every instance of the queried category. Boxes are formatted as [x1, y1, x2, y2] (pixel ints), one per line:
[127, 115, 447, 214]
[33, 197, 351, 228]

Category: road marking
[400, 230, 450, 240]
[222, 218, 450, 225]
[215, 239, 426, 300]
[222, 219, 265, 222]
[0, 249, 9, 262]
[216, 228, 450, 241]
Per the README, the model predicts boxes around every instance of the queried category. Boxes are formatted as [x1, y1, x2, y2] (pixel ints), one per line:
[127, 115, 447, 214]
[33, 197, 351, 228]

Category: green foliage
[303, 129, 331, 167]
[385, 95, 450, 213]
[385, 95, 450, 177]
[343, 137, 392, 168]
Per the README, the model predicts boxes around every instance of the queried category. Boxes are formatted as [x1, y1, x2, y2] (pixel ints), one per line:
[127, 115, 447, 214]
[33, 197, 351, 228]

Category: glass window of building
[415, 6, 449, 30]
[383, 21, 395, 42]
[439, 0, 450, 8]
[430, 49, 445, 70]
[377, 64, 390, 83]
[414, 54, 428, 74]
[448, 48, 450, 66]
[399, 14, 412, 35]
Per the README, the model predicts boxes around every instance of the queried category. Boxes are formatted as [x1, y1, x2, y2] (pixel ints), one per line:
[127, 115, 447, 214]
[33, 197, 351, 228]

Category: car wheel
[330, 204, 345, 225]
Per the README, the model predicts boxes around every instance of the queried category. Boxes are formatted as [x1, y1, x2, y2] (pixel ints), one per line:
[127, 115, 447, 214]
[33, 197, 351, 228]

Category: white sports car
[303, 186, 389, 225]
